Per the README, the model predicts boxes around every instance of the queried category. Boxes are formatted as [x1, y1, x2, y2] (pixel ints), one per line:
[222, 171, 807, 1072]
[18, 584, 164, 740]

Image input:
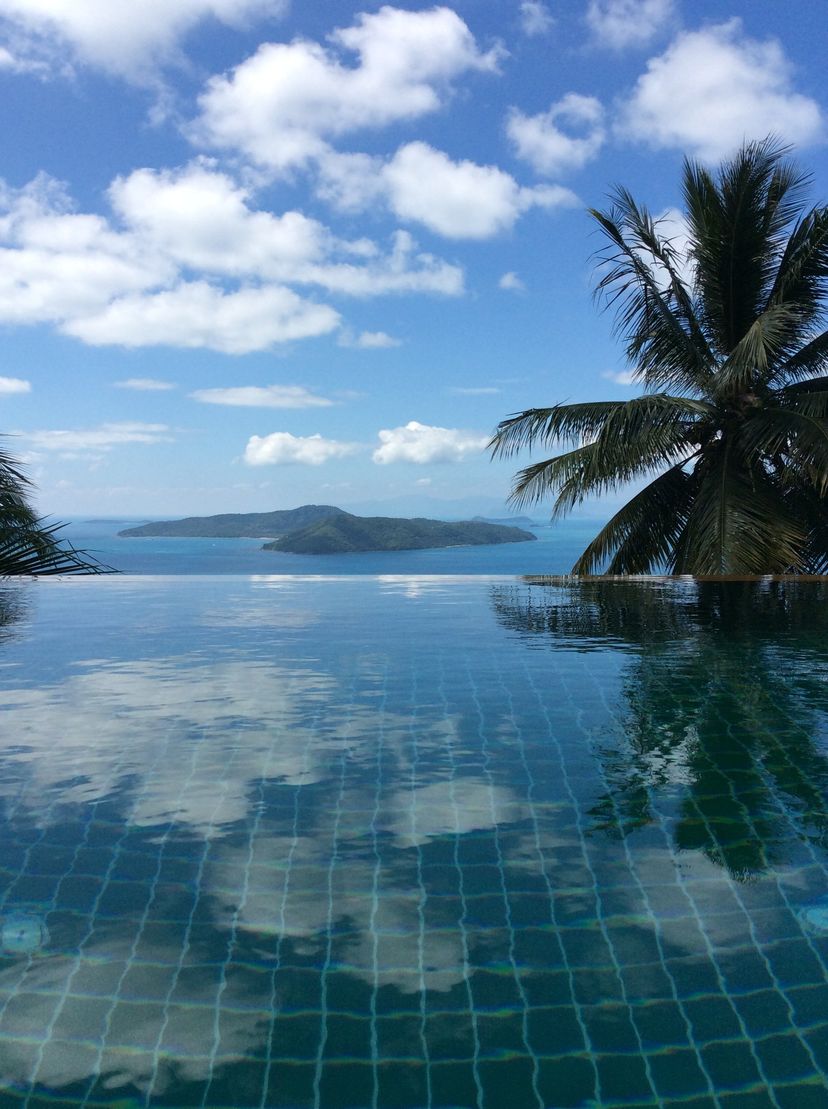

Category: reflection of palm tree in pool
[0, 588, 26, 642]
[490, 579, 828, 879]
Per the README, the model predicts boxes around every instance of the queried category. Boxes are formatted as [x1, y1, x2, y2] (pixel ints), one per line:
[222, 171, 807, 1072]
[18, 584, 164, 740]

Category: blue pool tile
[0, 576, 825, 1107]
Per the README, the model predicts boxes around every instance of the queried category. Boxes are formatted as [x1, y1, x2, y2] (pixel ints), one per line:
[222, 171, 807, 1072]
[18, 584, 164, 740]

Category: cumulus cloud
[0, 375, 30, 393]
[191, 385, 334, 408]
[602, 369, 637, 385]
[499, 271, 525, 291]
[0, 174, 175, 328]
[0, 0, 284, 81]
[519, 2, 554, 37]
[244, 432, 358, 466]
[111, 162, 464, 296]
[0, 166, 463, 352]
[64, 282, 341, 354]
[338, 329, 401, 349]
[373, 421, 489, 464]
[22, 422, 172, 452]
[110, 163, 329, 280]
[618, 21, 823, 160]
[384, 142, 575, 238]
[586, 0, 675, 49]
[114, 377, 174, 390]
[193, 6, 501, 172]
[321, 142, 577, 239]
[111, 163, 464, 296]
[508, 94, 605, 176]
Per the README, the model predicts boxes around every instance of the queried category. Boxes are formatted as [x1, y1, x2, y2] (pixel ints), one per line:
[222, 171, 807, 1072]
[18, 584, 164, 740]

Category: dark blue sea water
[60, 517, 607, 576]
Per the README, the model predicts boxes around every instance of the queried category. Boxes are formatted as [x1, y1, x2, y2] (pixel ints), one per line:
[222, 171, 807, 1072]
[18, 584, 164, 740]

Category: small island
[472, 515, 537, 527]
[265, 513, 536, 554]
[118, 505, 536, 554]
[118, 505, 346, 538]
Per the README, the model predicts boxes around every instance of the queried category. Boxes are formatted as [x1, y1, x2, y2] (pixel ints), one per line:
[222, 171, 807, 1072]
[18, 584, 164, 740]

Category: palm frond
[765, 207, 828, 333]
[499, 395, 708, 510]
[490, 401, 624, 457]
[777, 381, 828, 420]
[676, 442, 807, 573]
[571, 464, 695, 574]
[491, 394, 712, 459]
[787, 484, 828, 573]
[773, 330, 828, 385]
[589, 198, 714, 393]
[685, 139, 807, 353]
[715, 304, 803, 396]
[0, 438, 114, 576]
[0, 518, 113, 576]
[739, 408, 828, 495]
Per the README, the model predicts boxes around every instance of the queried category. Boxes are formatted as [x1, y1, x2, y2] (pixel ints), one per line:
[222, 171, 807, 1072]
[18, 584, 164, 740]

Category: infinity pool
[0, 576, 826, 1108]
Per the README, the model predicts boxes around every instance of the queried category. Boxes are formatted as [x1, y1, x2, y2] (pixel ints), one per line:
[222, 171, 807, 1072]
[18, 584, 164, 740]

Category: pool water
[0, 576, 826, 1108]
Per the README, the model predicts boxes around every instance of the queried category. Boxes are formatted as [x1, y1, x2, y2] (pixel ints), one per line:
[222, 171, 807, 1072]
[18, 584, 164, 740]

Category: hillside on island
[472, 515, 536, 527]
[118, 505, 346, 538]
[264, 513, 537, 554]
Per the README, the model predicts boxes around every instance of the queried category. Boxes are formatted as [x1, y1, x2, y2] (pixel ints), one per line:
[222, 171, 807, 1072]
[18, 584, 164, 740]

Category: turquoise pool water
[0, 576, 826, 1108]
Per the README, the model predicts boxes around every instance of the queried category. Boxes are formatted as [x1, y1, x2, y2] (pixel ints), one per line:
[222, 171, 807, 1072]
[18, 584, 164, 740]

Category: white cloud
[22, 422, 172, 452]
[193, 6, 501, 172]
[520, 2, 554, 37]
[602, 369, 637, 385]
[0, 375, 30, 393]
[0, 0, 285, 81]
[499, 271, 525, 292]
[373, 421, 489, 464]
[586, 0, 674, 49]
[64, 282, 340, 355]
[321, 141, 577, 239]
[114, 377, 175, 391]
[0, 165, 464, 352]
[110, 163, 330, 280]
[0, 174, 174, 327]
[449, 386, 501, 396]
[0, 41, 47, 75]
[508, 94, 605, 176]
[338, 329, 401, 349]
[111, 162, 464, 296]
[619, 21, 823, 160]
[244, 432, 358, 466]
[314, 150, 386, 214]
[191, 385, 334, 408]
[386, 142, 575, 239]
[302, 230, 465, 296]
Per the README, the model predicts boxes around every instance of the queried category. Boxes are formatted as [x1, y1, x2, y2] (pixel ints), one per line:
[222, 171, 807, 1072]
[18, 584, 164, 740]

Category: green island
[118, 504, 346, 539]
[119, 506, 535, 553]
[263, 512, 537, 554]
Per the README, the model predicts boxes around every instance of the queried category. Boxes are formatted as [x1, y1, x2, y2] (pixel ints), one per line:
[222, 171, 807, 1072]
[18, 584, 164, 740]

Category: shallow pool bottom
[0, 576, 825, 1107]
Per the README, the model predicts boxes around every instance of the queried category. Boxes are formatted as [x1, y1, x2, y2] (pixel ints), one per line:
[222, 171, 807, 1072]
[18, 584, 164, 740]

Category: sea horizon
[59, 514, 610, 577]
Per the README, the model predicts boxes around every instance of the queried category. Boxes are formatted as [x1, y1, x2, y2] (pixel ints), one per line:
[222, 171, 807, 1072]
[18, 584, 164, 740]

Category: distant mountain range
[119, 505, 536, 553]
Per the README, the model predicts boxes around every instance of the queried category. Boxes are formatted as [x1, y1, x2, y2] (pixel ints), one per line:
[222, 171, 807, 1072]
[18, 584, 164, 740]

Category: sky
[0, 0, 825, 519]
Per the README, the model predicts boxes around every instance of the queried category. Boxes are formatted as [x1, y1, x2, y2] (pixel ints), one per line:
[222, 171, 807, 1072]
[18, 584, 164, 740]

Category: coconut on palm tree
[490, 138, 828, 575]
[0, 441, 110, 575]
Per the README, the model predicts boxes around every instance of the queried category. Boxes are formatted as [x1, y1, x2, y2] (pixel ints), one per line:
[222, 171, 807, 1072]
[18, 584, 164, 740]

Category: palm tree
[490, 139, 828, 574]
[0, 441, 110, 575]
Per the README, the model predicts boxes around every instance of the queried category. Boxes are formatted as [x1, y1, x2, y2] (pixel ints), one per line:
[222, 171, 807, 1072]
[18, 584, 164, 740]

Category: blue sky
[0, 0, 825, 518]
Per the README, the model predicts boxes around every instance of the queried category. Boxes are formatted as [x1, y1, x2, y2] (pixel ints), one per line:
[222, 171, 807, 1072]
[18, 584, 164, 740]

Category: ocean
[60, 516, 608, 576]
